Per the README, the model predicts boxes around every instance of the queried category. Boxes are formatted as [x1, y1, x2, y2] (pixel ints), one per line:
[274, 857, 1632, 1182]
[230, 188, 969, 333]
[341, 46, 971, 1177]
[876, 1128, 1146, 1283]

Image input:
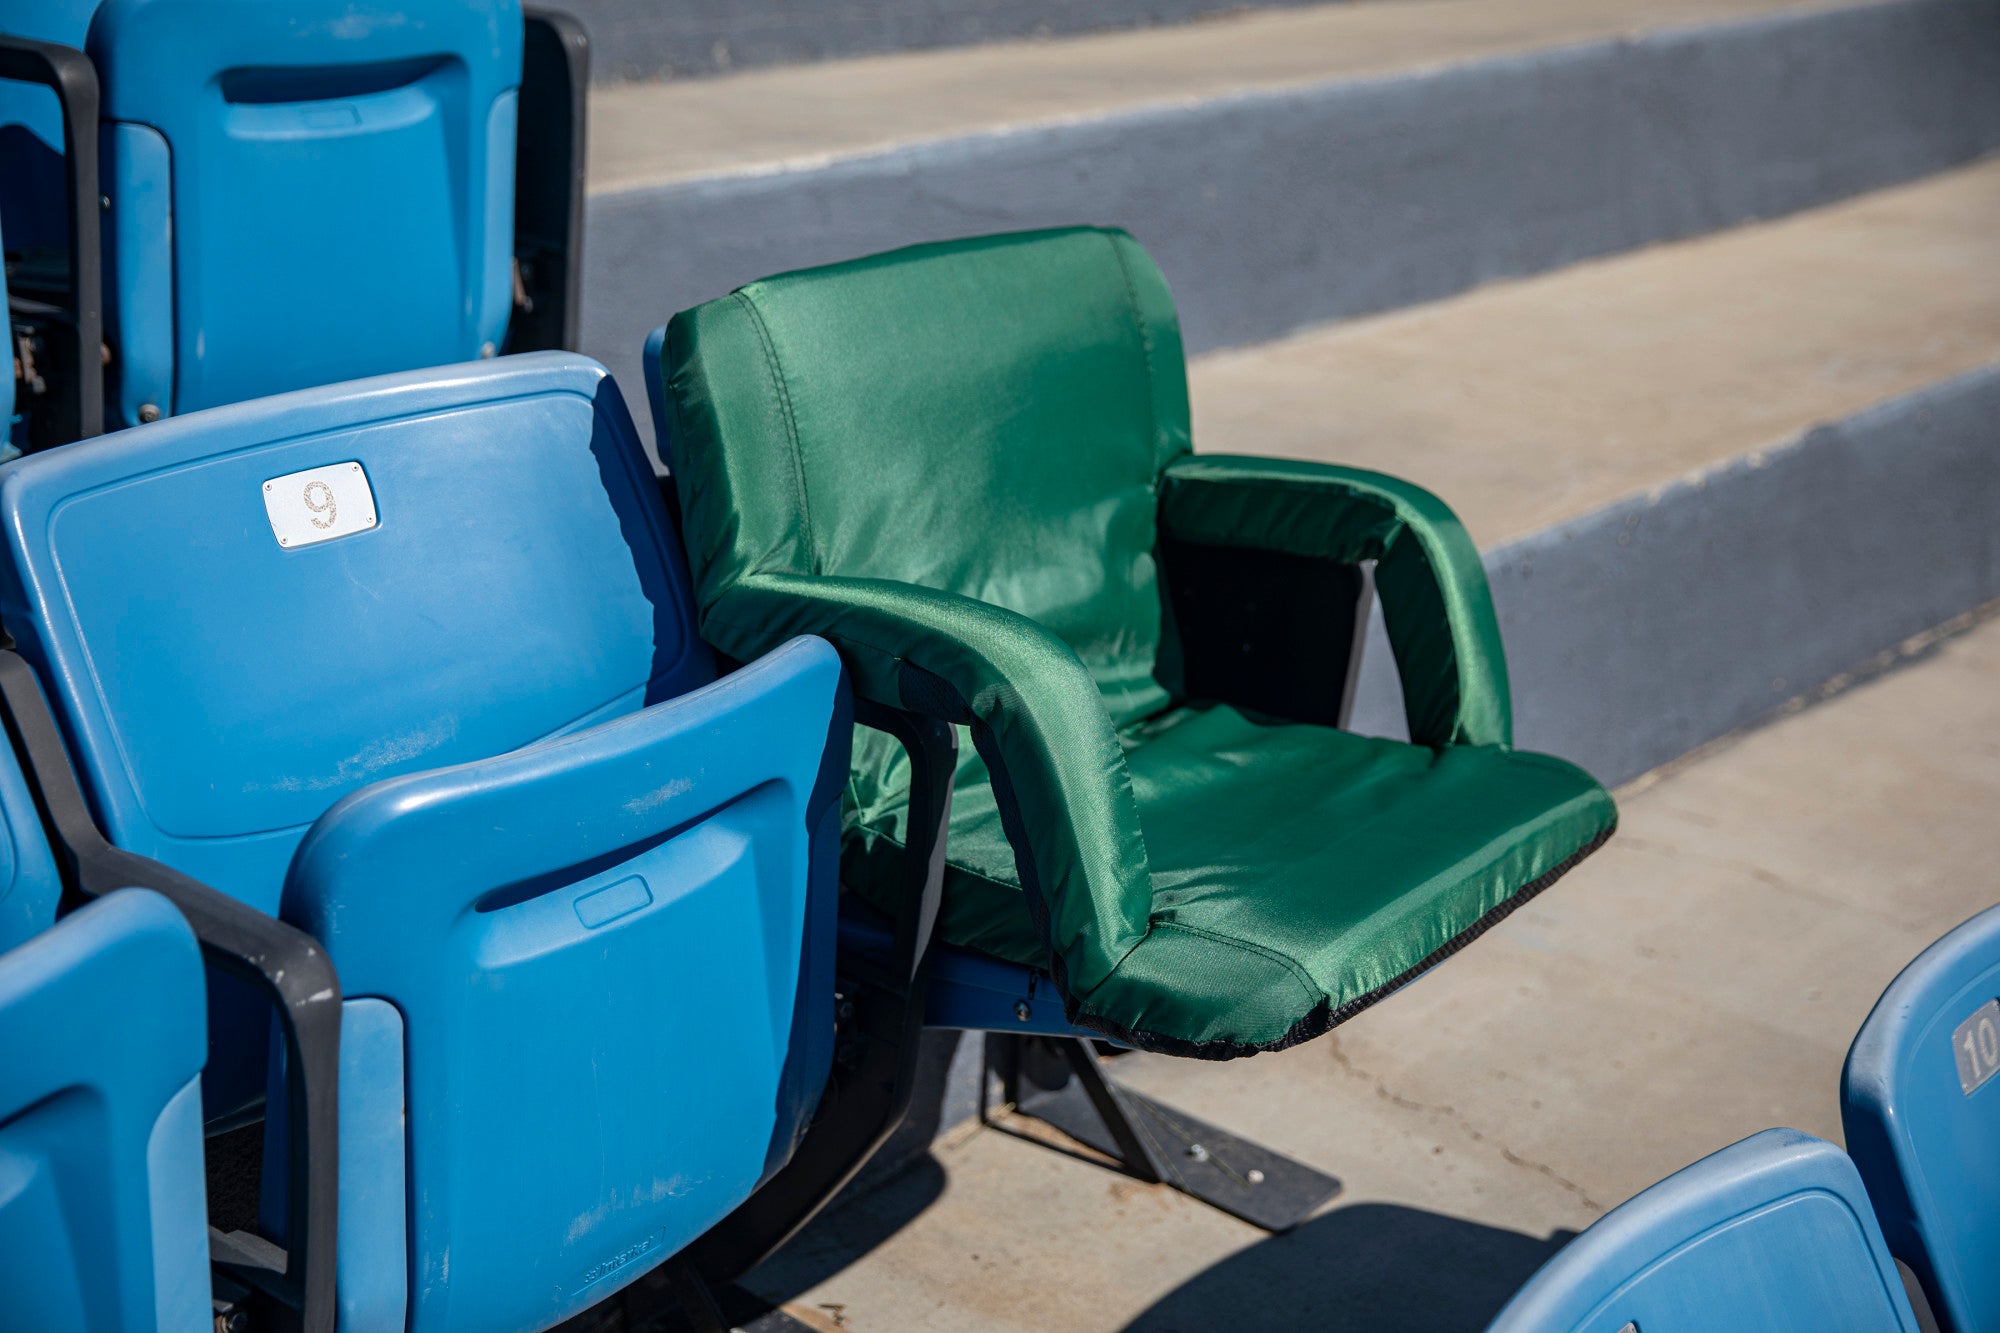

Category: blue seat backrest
[0, 0, 96, 254]
[1487, 1128, 1920, 1332]
[1845, 902, 2000, 1333]
[0, 888, 211, 1333]
[0, 350, 714, 1125]
[86, 0, 522, 426]
[0, 351, 712, 916]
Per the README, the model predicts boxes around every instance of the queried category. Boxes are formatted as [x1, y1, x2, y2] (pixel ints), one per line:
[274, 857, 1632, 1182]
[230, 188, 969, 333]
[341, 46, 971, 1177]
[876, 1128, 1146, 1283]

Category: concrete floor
[742, 605, 2000, 1332]
[1189, 157, 2000, 548]
[588, 0, 1832, 190]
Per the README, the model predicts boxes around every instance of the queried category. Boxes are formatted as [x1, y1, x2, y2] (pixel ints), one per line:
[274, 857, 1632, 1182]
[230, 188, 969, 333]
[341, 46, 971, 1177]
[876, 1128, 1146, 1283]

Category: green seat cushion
[847, 702, 1615, 1053]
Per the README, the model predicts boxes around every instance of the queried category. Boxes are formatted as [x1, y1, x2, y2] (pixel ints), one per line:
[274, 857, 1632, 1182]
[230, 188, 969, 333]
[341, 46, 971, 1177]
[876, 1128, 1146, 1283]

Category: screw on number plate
[1246, 1169, 1266, 1185]
[1185, 1143, 1209, 1163]
[1014, 1000, 1031, 1022]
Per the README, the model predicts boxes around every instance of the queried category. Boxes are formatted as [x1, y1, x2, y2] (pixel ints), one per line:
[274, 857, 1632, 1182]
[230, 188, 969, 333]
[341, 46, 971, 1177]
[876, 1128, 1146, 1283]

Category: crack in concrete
[1328, 1044, 1606, 1213]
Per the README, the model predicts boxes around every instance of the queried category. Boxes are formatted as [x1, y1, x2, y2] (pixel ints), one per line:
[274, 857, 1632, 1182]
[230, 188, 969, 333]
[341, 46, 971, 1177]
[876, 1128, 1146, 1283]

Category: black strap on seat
[0, 647, 339, 1333]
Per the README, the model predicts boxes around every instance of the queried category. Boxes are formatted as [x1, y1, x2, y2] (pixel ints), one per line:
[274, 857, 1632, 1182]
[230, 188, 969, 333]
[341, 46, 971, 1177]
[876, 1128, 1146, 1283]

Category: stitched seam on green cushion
[733, 290, 819, 574]
[851, 823, 1022, 891]
[1105, 232, 1162, 478]
[1502, 748, 1606, 777]
[1166, 472, 1406, 559]
[1117, 918, 1321, 1013]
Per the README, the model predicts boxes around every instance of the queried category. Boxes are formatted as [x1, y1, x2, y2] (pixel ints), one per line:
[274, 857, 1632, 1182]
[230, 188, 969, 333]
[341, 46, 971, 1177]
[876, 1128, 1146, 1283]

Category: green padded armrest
[700, 572, 1152, 997]
[1159, 455, 1511, 749]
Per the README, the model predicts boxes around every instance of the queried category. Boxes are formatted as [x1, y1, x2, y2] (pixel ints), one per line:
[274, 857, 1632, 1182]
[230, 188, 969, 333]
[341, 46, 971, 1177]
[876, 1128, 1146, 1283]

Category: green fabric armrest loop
[701, 572, 1152, 995]
[1158, 455, 1511, 749]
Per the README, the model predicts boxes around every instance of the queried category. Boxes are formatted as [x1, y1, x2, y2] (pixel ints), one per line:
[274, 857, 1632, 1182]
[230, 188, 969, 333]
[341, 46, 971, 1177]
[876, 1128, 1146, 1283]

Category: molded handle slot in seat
[219, 61, 457, 141]
[219, 58, 448, 106]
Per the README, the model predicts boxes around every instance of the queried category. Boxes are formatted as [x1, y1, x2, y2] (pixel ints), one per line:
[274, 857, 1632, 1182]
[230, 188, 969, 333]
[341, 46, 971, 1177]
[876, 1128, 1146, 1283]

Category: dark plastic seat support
[0, 34, 102, 446]
[513, 9, 590, 355]
[832, 907, 1346, 1231]
[995, 1036, 1342, 1232]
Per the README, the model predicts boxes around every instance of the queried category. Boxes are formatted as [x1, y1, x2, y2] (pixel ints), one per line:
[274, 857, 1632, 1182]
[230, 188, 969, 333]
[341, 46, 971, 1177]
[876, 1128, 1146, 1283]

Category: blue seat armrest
[276, 635, 847, 1322]
[283, 634, 847, 960]
[0, 888, 212, 1333]
[0, 649, 340, 1333]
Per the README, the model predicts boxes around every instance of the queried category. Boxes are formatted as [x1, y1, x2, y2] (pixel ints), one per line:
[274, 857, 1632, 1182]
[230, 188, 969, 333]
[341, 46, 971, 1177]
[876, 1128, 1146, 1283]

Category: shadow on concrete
[1123, 1202, 1573, 1333]
[573, 1152, 949, 1332]
[737, 1151, 950, 1314]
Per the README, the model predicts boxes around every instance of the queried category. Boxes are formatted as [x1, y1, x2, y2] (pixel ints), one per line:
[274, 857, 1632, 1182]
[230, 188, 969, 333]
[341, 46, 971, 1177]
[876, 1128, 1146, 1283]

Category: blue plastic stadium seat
[0, 888, 212, 1333]
[0, 0, 524, 430]
[0, 352, 849, 1330]
[1487, 1128, 1922, 1332]
[1845, 901, 2000, 1333]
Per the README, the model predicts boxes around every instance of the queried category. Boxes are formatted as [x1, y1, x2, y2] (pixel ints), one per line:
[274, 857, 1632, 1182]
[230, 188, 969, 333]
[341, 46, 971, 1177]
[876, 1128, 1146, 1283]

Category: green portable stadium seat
[657, 226, 1616, 1057]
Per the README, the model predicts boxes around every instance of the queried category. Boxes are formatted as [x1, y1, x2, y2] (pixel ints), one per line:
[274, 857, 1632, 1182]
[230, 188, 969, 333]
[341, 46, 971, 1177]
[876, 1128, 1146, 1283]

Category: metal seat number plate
[1954, 998, 2000, 1096]
[263, 461, 378, 549]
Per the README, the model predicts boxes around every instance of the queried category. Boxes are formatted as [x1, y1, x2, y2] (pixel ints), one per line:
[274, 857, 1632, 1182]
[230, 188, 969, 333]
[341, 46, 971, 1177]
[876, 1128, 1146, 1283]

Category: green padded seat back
[665, 227, 1190, 729]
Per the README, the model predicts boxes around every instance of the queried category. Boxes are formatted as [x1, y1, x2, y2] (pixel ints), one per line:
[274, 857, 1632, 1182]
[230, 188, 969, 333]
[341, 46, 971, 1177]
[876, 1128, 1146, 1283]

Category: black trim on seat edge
[0, 35, 104, 445]
[512, 9, 589, 354]
[0, 649, 340, 1333]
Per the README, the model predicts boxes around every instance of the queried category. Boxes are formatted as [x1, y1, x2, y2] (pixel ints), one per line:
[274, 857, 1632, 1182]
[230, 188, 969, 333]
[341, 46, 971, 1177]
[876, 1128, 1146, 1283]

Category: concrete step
[566, 0, 1348, 84]
[581, 0, 2000, 435]
[1293, 158, 2000, 784]
[739, 595, 2000, 1333]
[1191, 158, 2000, 553]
